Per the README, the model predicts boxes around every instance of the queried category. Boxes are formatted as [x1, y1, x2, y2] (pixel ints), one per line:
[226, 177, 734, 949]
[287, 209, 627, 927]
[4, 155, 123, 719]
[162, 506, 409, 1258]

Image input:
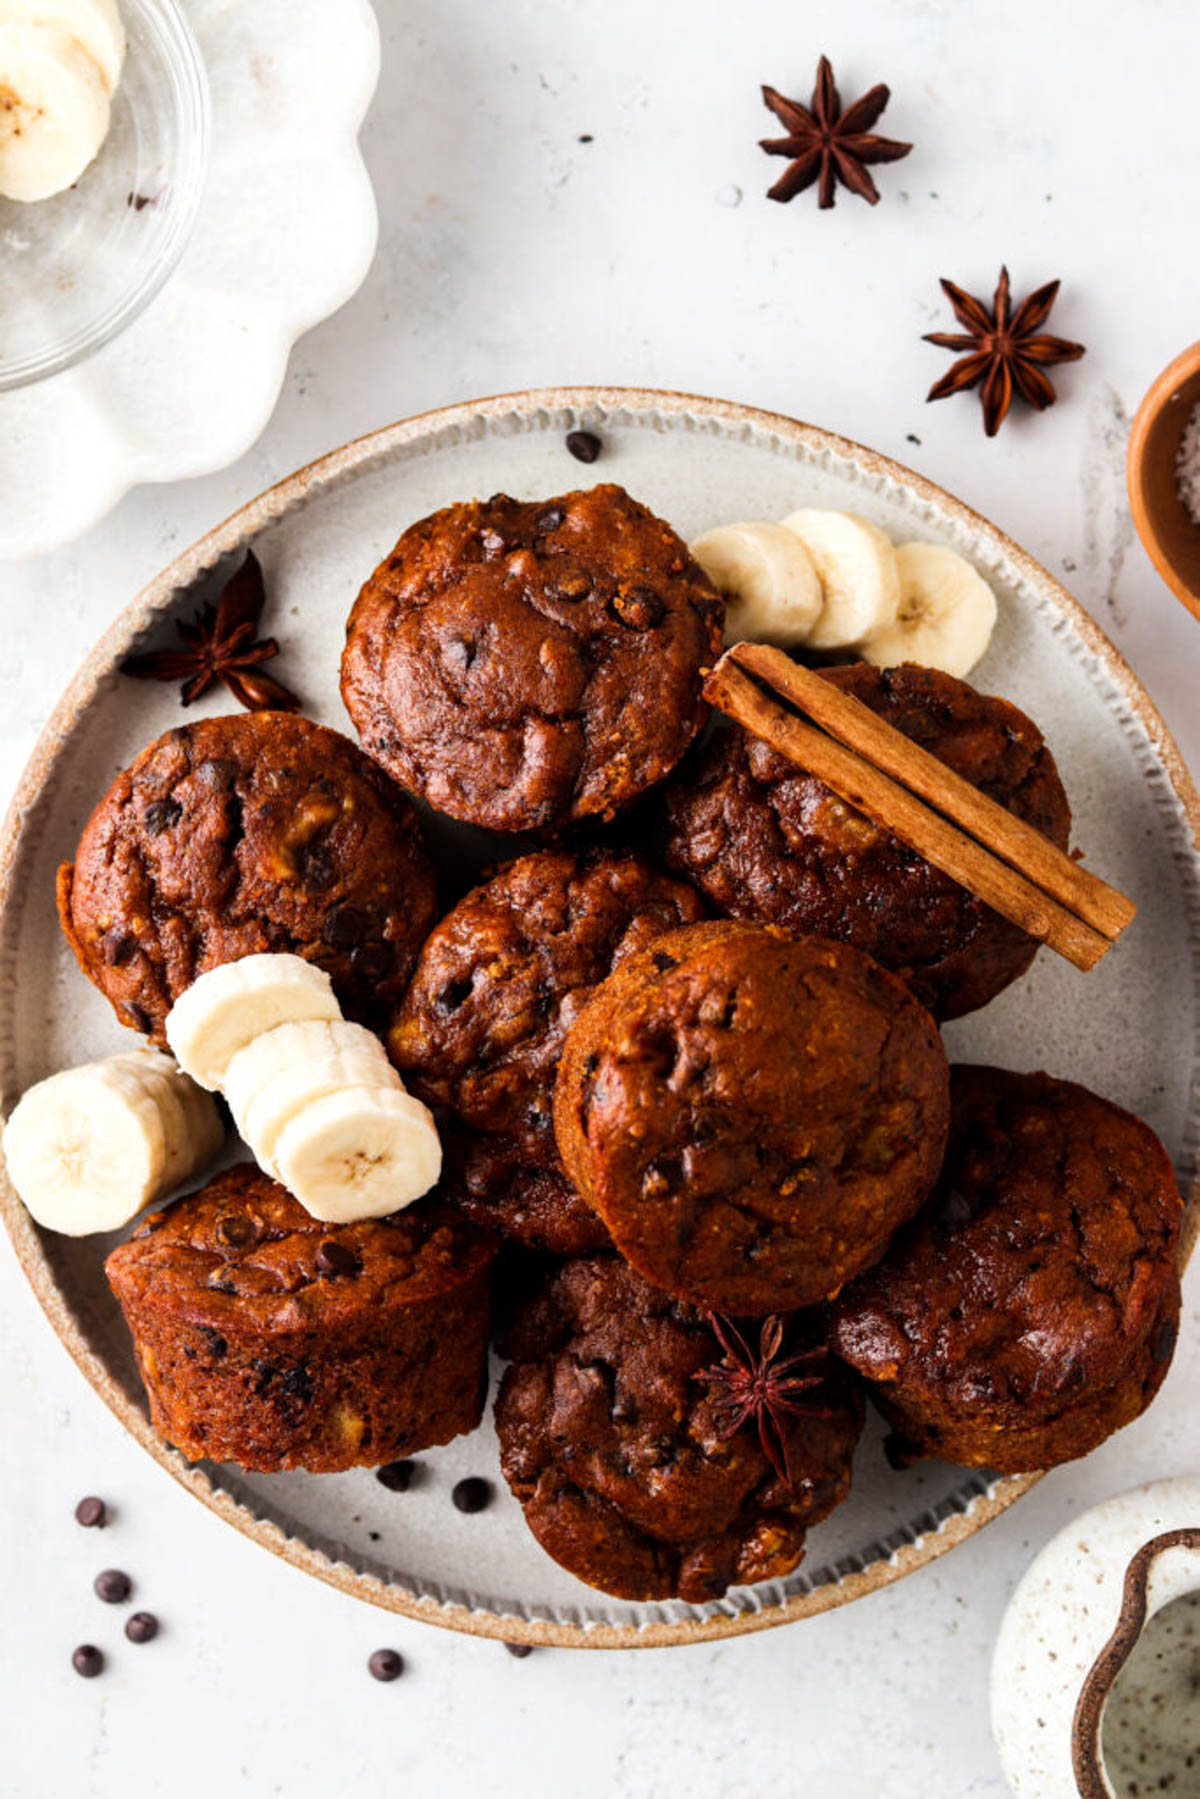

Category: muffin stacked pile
[19, 482, 1182, 1602]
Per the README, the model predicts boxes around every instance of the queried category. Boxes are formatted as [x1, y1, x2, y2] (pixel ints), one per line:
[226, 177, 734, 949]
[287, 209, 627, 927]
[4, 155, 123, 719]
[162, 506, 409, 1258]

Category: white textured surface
[1, 0, 1199, 1793]
[0, 0, 379, 558]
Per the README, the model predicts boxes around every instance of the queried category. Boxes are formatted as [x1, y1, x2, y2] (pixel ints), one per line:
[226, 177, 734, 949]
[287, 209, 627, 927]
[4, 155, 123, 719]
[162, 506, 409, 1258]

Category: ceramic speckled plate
[2, 388, 1198, 1650]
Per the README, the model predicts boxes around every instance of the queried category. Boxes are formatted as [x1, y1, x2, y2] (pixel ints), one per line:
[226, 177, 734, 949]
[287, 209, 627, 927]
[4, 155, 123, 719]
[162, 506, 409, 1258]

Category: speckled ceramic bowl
[1, 388, 1197, 1649]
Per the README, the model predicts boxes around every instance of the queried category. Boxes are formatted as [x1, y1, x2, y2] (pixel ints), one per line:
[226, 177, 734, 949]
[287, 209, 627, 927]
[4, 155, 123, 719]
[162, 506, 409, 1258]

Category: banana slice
[273, 1087, 441, 1224]
[166, 954, 342, 1092]
[690, 521, 823, 647]
[781, 509, 902, 649]
[860, 541, 998, 678]
[110, 1047, 225, 1190]
[2, 1050, 222, 1236]
[0, 21, 112, 203]
[225, 1019, 401, 1177]
[2, 1, 126, 93]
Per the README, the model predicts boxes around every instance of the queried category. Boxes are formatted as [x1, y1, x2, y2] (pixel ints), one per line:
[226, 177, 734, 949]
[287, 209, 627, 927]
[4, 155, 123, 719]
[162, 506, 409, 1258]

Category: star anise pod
[695, 1312, 833, 1490]
[121, 551, 302, 712]
[923, 266, 1086, 437]
[759, 55, 911, 208]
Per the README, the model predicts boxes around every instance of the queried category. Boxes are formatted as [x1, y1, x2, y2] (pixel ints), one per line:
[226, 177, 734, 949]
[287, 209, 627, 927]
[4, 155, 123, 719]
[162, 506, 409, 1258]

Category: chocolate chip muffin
[554, 920, 950, 1315]
[340, 485, 724, 833]
[105, 1162, 497, 1472]
[829, 1067, 1183, 1473]
[495, 1255, 863, 1601]
[389, 848, 706, 1252]
[58, 712, 438, 1043]
[665, 663, 1071, 1020]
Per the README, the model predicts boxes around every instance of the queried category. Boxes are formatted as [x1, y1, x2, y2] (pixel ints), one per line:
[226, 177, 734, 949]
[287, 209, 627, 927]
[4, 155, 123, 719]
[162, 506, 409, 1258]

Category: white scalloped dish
[1, 389, 1197, 1649]
[0, 0, 379, 560]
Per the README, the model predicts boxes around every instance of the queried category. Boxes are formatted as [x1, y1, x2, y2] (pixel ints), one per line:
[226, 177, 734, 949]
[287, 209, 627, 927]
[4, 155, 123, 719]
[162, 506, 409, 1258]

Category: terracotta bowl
[1127, 342, 1200, 622]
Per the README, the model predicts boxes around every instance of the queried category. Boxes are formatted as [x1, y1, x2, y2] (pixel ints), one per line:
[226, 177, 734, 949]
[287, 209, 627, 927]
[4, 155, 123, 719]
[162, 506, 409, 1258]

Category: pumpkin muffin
[58, 711, 438, 1043]
[664, 663, 1071, 1020]
[495, 1254, 863, 1602]
[388, 847, 705, 1252]
[554, 920, 950, 1315]
[829, 1066, 1183, 1472]
[340, 485, 724, 833]
[105, 1162, 497, 1473]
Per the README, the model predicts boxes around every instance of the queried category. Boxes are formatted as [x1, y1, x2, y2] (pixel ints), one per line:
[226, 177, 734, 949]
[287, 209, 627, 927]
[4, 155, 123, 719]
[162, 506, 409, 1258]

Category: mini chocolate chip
[650, 951, 677, 973]
[1155, 1317, 1178, 1363]
[565, 429, 601, 464]
[316, 1240, 360, 1279]
[102, 931, 135, 967]
[252, 1359, 278, 1394]
[322, 906, 368, 950]
[368, 1648, 404, 1682]
[75, 1496, 106, 1528]
[536, 505, 566, 532]
[144, 798, 181, 835]
[376, 1459, 416, 1493]
[94, 1568, 131, 1604]
[216, 1213, 255, 1249]
[612, 587, 664, 631]
[300, 847, 335, 892]
[451, 1477, 492, 1514]
[280, 1364, 314, 1402]
[125, 1612, 159, 1644]
[504, 1642, 534, 1659]
[125, 1002, 151, 1034]
[352, 941, 393, 981]
[199, 1326, 228, 1358]
[72, 1645, 104, 1678]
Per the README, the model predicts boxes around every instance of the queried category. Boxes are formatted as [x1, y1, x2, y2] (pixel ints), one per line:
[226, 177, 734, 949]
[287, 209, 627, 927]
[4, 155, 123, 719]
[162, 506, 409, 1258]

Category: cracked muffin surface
[105, 1162, 498, 1472]
[57, 711, 438, 1043]
[495, 1254, 863, 1601]
[829, 1066, 1183, 1472]
[389, 847, 705, 1251]
[340, 485, 724, 833]
[664, 662, 1071, 1020]
[554, 920, 950, 1314]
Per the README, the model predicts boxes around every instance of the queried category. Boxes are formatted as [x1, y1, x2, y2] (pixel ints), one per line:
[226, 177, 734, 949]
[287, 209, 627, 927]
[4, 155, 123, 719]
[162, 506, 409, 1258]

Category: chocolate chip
[376, 1459, 417, 1492]
[451, 1477, 492, 1514]
[102, 931, 135, 967]
[316, 1240, 360, 1279]
[195, 757, 237, 791]
[215, 1213, 255, 1249]
[504, 1642, 534, 1658]
[199, 1326, 227, 1358]
[536, 505, 566, 533]
[144, 798, 181, 835]
[565, 430, 601, 464]
[72, 1645, 104, 1678]
[650, 951, 677, 973]
[75, 1496, 107, 1528]
[1155, 1317, 1178, 1364]
[125, 1612, 159, 1644]
[352, 941, 393, 981]
[322, 906, 368, 950]
[280, 1364, 314, 1403]
[368, 1648, 404, 1682]
[252, 1359, 278, 1394]
[94, 1569, 131, 1604]
[299, 846, 334, 892]
[612, 587, 664, 631]
[125, 1002, 151, 1034]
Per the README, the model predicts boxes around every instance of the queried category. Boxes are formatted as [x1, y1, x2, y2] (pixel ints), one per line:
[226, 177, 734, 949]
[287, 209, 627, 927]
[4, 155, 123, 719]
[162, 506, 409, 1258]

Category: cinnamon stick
[703, 657, 1116, 974]
[729, 641, 1136, 942]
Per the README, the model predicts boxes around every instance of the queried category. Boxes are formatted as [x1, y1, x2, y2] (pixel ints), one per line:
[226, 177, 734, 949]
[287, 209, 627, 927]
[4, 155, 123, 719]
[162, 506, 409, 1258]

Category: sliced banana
[781, 509, 902, 650]
[273, 1087, 442, 1224]
[2, 1050, 222, 1237]
[690, 521, 823, 648]
[165, 953, 342, 1092]
[225, 1019, 402, 1177]
[2, 1, 126, 93]
[860, 541, 998, 678]
[0, 21, 112, 203]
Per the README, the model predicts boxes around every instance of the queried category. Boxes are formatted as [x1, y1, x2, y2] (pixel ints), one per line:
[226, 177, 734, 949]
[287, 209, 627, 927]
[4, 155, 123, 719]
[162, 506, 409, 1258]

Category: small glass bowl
[0, 0, 209, 392]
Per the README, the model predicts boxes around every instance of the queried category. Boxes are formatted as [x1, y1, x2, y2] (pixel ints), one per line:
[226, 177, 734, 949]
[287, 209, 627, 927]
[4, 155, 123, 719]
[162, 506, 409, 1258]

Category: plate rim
[2, 383, 1197, 1650]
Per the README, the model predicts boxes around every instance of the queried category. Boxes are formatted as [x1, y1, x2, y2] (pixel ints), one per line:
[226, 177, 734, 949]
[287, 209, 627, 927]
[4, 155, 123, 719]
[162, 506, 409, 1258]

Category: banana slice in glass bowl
[0, 0, 380, 557]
